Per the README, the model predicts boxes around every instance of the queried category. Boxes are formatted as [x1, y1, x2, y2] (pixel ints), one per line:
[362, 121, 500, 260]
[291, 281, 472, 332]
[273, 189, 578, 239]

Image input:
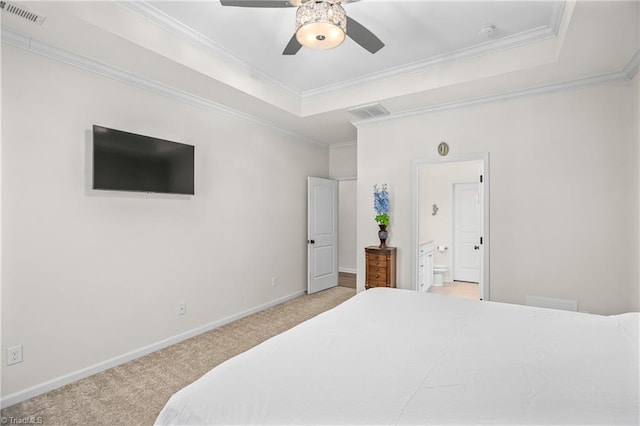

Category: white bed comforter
[156, 288, 639, 425]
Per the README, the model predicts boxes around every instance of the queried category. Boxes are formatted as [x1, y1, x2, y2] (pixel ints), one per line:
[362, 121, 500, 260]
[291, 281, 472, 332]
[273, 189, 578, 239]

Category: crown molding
[120, 1, 302, 98]
[0, 24, 30, 48]
[330, 141, 357, 149]
[1, 27, 327, 148]
[121, 0, 566, 103]
[623, 48, 640, 80]
[303, 2, 566, 99]
[351, 64, 634, 128]
[303, 26, 557, 99]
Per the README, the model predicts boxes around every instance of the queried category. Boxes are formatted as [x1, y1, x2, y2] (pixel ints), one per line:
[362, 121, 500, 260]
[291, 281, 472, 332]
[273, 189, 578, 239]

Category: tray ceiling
[1, 1, 638, 144]
[143, 1, 564, 94]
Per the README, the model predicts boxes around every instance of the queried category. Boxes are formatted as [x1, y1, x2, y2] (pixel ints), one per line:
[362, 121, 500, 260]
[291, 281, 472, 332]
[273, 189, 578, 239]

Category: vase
[378, 224, 388, 248]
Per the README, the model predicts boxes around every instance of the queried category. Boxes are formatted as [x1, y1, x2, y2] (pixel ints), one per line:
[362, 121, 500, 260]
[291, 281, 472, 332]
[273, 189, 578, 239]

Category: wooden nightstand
[365, 246, 397, 289]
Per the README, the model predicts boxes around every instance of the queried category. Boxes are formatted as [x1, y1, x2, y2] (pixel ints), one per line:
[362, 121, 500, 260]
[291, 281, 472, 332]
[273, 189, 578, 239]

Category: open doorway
[412, 153, 490, 301]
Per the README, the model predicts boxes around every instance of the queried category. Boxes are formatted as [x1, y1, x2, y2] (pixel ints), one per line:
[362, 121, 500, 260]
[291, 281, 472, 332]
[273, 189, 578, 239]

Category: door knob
[308, 239, 315, 244]
[474, 245, 480, 250]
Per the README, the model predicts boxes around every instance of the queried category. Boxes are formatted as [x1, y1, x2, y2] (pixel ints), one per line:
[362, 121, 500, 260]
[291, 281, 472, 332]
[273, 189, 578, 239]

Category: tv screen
[93, 125, 194, 195]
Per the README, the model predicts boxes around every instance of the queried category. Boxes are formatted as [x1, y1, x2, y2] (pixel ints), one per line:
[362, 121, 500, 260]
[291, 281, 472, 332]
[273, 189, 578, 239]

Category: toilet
[433, 264, 448, 287]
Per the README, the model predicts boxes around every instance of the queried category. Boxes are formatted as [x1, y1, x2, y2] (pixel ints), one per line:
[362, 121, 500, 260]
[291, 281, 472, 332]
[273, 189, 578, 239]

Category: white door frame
[411, 153, 490, 301]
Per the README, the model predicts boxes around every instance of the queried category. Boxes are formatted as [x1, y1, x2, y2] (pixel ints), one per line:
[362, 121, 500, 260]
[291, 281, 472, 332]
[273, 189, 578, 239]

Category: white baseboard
[0, 290, 305, 409]
[525, 295, 578, 312]
[338, 268, 356, 274]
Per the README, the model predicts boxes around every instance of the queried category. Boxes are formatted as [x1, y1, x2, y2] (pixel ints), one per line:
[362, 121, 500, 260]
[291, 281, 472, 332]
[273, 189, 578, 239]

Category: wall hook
[432, 204, 439, 216]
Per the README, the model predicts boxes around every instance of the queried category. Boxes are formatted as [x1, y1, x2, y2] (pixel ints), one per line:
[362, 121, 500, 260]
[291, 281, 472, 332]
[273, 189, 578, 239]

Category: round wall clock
[438, 142, 449, 156]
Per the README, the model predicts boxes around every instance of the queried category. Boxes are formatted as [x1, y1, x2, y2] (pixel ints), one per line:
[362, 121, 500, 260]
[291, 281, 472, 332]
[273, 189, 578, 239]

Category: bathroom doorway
[411, 153, 490, 300]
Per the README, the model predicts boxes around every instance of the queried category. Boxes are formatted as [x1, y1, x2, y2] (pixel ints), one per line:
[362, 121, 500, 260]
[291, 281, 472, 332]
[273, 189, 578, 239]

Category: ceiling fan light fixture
[296, 1, 346, 50]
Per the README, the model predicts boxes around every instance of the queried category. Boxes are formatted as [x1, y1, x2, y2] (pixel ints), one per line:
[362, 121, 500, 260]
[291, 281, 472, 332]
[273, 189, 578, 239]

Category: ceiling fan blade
[283, 34, 303, 55]
[220, 0, 292, 7]
[346, 16, 384, 54]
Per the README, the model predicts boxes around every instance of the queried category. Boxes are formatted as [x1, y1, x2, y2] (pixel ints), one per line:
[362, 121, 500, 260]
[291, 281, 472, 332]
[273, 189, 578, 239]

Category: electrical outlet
[271, 276, 278, 287]
[7, 345, 23, 366]
[178, 302, 186, 316]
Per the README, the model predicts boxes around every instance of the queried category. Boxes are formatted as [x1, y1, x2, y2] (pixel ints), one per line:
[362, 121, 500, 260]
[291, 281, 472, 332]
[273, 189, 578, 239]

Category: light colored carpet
[1, 286, 356, 425]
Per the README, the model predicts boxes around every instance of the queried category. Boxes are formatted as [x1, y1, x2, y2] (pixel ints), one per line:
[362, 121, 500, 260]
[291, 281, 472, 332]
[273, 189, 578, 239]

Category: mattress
[155, 288, 639, 425]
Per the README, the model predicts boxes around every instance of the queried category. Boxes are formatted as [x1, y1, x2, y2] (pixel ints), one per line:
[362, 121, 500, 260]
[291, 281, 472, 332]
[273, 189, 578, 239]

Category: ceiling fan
[219, 0, 384, 55]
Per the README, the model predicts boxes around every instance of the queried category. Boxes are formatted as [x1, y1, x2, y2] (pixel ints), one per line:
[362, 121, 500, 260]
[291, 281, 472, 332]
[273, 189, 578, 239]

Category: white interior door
[453, 183, 481, 283]
[307, 177, 338, 294]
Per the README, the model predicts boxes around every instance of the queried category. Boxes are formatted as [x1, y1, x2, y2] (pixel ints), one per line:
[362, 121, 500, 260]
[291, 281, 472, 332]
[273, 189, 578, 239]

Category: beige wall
[1, 46, 328, 399]
[338, 180, 357, 273]
[634, 1, 640, 314]
[329, 143, 357, 178]
[357, 80, 638, 315]
[330, 144, 357, 273]
[635, 70, 640, 311]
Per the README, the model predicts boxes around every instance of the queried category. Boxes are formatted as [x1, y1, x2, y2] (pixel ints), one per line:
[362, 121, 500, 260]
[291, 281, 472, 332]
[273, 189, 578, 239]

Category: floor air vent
[0, 1, 46, 25]
[348, 103, 390, 120]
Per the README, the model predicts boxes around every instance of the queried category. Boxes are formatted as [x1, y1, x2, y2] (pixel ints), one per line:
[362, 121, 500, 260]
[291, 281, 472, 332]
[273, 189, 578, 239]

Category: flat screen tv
[93, 125, 195, 195]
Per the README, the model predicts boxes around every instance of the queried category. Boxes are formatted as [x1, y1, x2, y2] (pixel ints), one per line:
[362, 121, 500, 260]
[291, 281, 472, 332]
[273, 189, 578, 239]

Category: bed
[155, 288, 639, 425]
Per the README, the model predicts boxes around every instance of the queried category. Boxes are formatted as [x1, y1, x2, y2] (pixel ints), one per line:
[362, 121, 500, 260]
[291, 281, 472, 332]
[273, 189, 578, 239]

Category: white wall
[330, 144, 357, 274]
[357, 80, 639, 315]
[1, 46, 328, 400]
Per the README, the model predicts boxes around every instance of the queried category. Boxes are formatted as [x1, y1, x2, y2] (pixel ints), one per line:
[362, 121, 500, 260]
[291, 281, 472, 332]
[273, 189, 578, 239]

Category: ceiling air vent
[0, 1, 46, 25]
[348, 103, 390, 120]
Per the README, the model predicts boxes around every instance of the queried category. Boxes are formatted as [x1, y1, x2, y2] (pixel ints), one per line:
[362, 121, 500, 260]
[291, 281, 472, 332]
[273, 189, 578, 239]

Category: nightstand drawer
[367, 267, 387, 281]
[364, 246, 396, 289]
[369, 258, 389, 266]
[367, 279, 388, 288]
[367, 256, 387, 267]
